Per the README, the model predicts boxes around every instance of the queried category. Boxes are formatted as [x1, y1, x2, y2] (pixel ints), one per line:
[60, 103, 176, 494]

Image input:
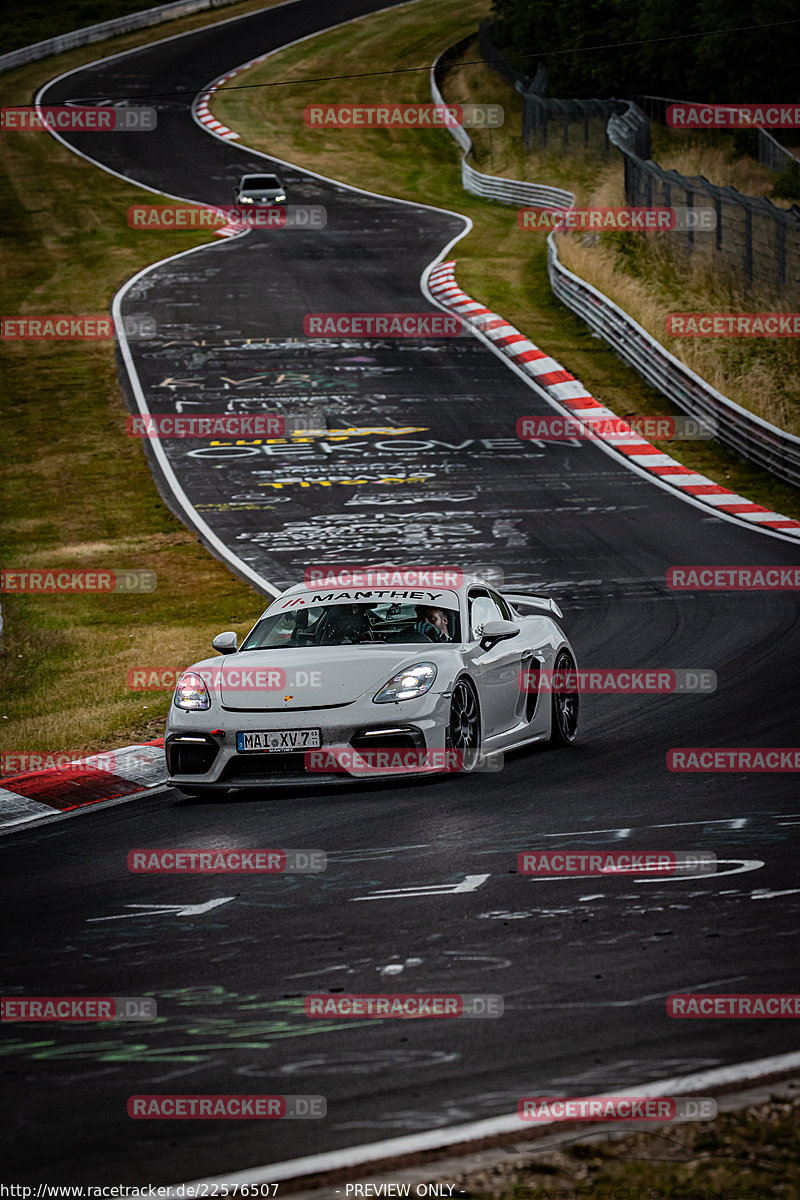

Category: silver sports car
[165, 577, 579, 796]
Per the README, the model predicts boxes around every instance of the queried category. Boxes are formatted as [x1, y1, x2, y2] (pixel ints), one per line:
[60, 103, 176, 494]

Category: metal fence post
[745, 207, 753, 286]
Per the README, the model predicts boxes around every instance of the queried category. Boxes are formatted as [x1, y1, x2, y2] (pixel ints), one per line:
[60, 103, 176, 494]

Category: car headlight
[174, 671, 211, 711]
[374, 663, 437, 703]
[274, 193, 286, 201]
[239, 196, 254, 203]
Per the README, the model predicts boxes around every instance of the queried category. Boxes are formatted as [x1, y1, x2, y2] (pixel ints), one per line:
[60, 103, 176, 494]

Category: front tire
[449, 677, 482, 771]
[548, 649, 579, 746]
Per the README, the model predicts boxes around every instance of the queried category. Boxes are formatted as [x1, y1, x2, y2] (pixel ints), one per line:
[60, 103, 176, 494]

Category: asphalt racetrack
[2, 0, 798, 1184]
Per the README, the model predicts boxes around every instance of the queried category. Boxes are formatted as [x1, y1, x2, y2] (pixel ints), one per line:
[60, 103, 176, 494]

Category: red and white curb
[195, 71, 245, 237]
[0, 739, 166, 830]
[194, 75, 240, 141]
[428, 262, 800, 537]
[192, 55, 277, 237]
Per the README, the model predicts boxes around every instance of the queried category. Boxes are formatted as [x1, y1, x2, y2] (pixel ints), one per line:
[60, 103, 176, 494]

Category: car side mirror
[212, 631, 238, 654]
[479, 620, 520, 652]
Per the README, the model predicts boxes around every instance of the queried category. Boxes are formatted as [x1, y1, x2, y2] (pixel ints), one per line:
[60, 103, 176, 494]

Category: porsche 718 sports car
[165, 577, 579, 796]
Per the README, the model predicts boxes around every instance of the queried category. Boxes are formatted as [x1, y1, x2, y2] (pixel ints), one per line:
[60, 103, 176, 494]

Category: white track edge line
[112, 249, 281, 597]
[168, 1049, 800, 1189]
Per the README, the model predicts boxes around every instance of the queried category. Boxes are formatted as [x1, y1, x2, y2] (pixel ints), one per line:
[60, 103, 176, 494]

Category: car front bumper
[165, 690, 454, 790]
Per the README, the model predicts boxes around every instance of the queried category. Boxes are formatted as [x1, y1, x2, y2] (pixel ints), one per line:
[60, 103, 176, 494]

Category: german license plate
[236, 729, 322, 753]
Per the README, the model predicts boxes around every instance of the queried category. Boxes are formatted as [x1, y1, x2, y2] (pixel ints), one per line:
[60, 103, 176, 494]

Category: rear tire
[548, 649, 579, 746]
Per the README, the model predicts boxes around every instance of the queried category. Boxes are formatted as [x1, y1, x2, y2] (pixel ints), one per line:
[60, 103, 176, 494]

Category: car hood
[242, 190, 282, 200]
[189, 646, 456, 710]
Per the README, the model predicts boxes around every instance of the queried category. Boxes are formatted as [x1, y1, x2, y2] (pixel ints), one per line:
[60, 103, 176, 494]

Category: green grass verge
[213, 7, 800, 519]
[0, 0, 289, 762]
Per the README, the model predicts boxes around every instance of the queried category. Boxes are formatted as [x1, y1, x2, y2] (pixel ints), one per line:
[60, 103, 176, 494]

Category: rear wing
[505, 593, 563, 620]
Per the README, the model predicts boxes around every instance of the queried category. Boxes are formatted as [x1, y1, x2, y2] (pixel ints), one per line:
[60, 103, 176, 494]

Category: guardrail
[430, 47, 573, 210]
[547, 235, 800, 488]
[461, 159, 573, 208]
[759, 128, 800, 172]
[431, 36, 800, 490]
[0, 0, 241, 74]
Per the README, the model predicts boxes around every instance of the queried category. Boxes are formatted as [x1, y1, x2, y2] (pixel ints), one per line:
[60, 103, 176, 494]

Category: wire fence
[479, 21, 800, 297]
[479, 21, 625, 154]
[631, 93, 800, 171]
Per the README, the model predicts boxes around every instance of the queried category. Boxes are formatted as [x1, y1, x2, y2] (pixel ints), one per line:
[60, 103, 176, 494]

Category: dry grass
[652, 127, 799, 208]
[556, 236, 800, 434]
[657, 139, 777, 195]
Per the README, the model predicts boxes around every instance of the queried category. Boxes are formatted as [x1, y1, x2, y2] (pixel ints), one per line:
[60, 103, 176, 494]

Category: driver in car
[413, 605, 451, 642]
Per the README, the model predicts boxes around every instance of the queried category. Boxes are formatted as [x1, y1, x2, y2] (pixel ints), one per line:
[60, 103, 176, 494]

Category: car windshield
[242, 176, 280, 188]
[240, 602, 461, 649]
